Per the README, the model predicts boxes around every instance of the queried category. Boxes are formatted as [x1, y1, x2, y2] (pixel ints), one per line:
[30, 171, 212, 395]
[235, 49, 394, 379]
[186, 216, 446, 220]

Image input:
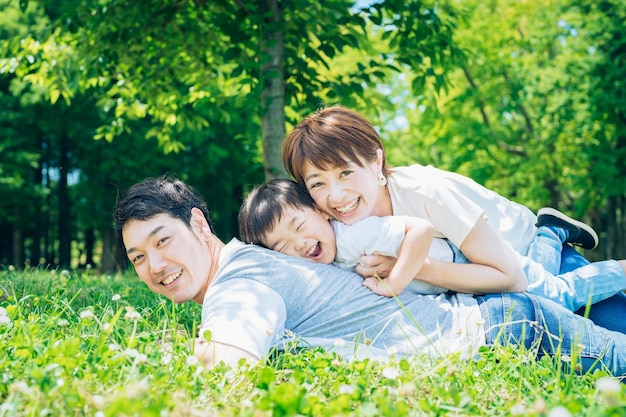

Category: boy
[239, 179, 626, 310]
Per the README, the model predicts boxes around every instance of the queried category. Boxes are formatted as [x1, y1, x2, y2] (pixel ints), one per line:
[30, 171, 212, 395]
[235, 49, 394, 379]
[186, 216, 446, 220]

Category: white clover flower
[381, 366, 400, 380]
[57, 319, 69, 327]
[111, 294, 121, 301]
[0, 316, 10, 327]
[161, 352, 173, 366]
[186, 355, 200, 367]
[547, 406, 572, 417]
[8, 265, 14, 272]
[123, 348, 140, 358]
[60, 270, 70, 277]
[135, 353, 148, 364]
[101, 323, 111, 332]
[124, 307, 141, 321]
[56, 378, 64, 387]
[338, 384, 354, 395]
[333, 339, 346, 347]
[560, 354, 571, 363]
[79, 310, 94, 320]
[95, 412, 105, 417]
[108, 343, 120, 351]
[386, 346, 398, 356]
[92, 395, 106, 409]
[510, 403, 526, 416]
[596, 376, 621, 397]
[0, 307, 7, 316]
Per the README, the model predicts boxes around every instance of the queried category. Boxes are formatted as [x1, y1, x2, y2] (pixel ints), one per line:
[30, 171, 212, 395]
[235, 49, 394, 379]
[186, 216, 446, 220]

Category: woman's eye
[340, 170, 352, 178]
[308, 182, 322, 189]
[132, 254, 143, 264]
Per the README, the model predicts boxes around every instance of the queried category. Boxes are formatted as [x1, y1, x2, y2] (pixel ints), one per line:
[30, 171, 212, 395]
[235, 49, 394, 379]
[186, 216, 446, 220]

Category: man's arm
[194, 339, 260, 368]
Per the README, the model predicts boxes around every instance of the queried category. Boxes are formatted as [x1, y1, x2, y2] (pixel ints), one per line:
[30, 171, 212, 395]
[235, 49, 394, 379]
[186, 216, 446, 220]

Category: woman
[281, 105, 626, 330]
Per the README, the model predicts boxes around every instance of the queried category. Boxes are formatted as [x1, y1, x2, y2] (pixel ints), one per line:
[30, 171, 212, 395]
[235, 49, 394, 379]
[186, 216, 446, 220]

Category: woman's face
[301, 150, 391, 225]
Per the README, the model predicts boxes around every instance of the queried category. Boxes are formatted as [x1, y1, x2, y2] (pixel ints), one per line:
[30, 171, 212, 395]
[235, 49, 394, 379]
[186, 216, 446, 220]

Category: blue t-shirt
[201, 239, 486, 361]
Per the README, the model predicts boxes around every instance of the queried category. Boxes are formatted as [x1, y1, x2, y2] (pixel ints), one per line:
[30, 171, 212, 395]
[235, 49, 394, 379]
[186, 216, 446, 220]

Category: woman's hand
[356, 254, 396, 279]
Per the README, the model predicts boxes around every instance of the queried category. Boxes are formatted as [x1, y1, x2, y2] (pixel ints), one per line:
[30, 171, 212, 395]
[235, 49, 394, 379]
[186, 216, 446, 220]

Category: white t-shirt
[201, 239, 486, 362]
[332, 216, 452, 294]
[387, 165, 538, 256]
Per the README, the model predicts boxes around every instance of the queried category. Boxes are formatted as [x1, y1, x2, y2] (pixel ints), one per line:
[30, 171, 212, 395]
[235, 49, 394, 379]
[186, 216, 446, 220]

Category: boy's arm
[362, 217, 434, 296]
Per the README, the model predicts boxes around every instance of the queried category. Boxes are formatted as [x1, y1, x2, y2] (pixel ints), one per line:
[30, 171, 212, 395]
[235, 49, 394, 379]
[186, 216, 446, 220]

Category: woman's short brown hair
[282, 106, 389, 187]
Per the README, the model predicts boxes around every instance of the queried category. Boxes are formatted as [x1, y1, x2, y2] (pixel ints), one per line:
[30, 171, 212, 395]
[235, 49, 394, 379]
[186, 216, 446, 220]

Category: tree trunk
[84, 228, 95, 267]
[261, 0, 287, 181]
[12, 226, 23, 268]
[100, 228, 117, 274]
[58, 135, 72, 267]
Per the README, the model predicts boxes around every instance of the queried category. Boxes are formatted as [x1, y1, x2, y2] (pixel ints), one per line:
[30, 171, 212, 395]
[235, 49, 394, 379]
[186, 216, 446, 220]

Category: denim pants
[476, 293, 626, 376]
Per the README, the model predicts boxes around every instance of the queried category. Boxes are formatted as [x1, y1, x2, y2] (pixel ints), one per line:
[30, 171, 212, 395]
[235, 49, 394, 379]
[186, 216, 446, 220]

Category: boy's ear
[190, 207, 212, 239]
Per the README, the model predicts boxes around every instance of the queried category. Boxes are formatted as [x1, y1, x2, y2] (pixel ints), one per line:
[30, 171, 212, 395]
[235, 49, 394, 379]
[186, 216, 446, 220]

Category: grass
[1, 268, 625, 416]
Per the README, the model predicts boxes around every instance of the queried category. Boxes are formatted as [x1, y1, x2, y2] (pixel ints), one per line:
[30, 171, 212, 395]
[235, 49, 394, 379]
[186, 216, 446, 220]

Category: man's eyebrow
[126, 225, 166, 255]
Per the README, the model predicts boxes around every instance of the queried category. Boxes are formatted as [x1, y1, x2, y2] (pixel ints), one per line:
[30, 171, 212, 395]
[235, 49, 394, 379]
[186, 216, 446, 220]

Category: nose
[327, 180, 346, 205]
[295, 238, 308, 253]
[148, 250, 167, 274]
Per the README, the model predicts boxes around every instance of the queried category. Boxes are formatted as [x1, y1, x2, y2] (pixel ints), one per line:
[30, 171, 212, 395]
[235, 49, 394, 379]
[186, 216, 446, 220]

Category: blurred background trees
[1, 0, 624, 271]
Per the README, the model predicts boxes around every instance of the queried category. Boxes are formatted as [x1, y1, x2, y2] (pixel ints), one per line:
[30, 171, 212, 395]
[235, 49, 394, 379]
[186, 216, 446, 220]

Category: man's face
[122, 213, 213, 304]
[262, 205, 336, 264]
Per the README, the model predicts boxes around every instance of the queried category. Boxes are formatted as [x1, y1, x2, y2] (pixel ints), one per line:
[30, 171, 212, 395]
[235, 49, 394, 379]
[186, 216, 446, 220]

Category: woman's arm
[357, 216, 527, 294]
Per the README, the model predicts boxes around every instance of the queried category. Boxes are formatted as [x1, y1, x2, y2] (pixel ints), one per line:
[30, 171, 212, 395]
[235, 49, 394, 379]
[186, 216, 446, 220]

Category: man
[114, 175, 626, 375]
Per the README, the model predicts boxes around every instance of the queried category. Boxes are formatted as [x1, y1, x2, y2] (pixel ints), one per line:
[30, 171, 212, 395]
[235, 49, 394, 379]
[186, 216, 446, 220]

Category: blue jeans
[476, 293, 626, 376]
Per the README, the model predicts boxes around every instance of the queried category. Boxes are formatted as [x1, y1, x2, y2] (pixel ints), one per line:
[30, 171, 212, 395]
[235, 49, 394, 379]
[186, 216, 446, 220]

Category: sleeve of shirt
[200, 278, 286, 359]
[334, 216, 407, 268]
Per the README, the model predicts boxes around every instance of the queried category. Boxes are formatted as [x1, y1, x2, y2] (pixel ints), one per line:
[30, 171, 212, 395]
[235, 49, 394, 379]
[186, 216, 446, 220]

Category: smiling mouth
[335, 198, 359, 214]
[306, 242, 323, 258]
[161, 269, 183, 286]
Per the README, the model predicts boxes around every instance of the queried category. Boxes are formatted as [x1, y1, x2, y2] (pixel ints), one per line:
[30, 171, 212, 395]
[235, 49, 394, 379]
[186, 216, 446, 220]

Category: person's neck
[206, 234, 225, 282]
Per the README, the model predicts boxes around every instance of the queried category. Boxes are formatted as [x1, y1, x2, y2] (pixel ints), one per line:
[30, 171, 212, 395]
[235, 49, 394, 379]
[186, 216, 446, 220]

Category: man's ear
[190, 207, 212, 239]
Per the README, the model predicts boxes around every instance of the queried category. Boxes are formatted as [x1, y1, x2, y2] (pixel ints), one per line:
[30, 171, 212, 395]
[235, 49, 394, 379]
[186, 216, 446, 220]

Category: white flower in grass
[108, 343, 120, 351]
[95, 412, 105, 417]
[547, 406, 572, 417]
[0, 315, 10, 327]
[338, 384, 354, 395]
[79, 310, 94, 320]
[0, 307, 7, 316]
[186, 355, 200, 367]
[57, 319, 69, 327]
[333, 339, 346, 347]
[101, 322, 111, 332]
[510, 403, 526, 415]
[381, 366, 400, 380]
[560, 354, 571, 363]
[124, 307, 141, 321]
[92, 395, 105, 409]
[111, 294, 121, 301]
[386, 346, 398, 356]
[135, 353, 148, 364]
[596, 376, 621, 395]
[596, 376, 621, 405]
[60, 270, 70, 277]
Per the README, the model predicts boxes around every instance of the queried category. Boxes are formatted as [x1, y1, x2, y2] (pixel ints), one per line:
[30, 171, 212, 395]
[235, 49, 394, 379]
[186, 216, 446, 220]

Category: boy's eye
[296, 221, 305, 232]
[340, 170, 352, 177]
[131, 254, 144, 264]
[157, 236, 170, 246]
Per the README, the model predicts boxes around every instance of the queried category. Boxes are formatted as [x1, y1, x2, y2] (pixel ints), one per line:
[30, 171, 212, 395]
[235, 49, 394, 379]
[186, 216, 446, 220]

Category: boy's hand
[356, 254, 396, 279]
[362, 274, 403, 297]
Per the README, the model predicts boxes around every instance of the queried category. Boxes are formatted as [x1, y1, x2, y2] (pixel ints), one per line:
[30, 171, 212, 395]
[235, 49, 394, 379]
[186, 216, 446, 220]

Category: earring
[377, 171, 387, 186]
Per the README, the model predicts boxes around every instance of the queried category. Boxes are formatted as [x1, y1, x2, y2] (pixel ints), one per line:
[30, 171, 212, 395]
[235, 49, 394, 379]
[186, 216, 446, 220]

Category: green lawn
[1, 269, 624, 416]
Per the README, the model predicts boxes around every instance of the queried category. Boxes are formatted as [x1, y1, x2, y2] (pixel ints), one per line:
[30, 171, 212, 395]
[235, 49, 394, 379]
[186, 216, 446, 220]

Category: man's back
[201, 239, 486, 361]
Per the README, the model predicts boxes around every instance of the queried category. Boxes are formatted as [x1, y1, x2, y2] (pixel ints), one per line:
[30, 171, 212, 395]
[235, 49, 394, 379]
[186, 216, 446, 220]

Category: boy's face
[263, 205, 336, 264]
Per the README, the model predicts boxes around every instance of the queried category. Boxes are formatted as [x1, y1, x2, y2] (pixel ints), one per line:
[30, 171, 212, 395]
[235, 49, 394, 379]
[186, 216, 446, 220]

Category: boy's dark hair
[238, 178, 316, 246]
[113, 174, 213, 250]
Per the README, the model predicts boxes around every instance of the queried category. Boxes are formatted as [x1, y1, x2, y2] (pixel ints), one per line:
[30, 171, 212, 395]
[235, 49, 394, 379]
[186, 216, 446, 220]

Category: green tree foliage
[384, 0, 626, 258]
